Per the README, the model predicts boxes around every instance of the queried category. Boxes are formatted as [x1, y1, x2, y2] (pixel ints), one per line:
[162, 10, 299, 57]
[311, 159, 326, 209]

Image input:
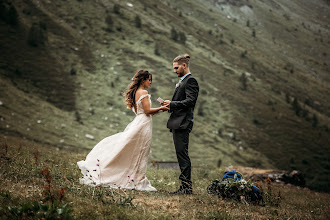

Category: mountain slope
[0, 0, 329, 191]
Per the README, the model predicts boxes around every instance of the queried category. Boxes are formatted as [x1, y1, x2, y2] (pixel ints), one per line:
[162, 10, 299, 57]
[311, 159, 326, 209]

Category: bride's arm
[141, 94, 169, 115]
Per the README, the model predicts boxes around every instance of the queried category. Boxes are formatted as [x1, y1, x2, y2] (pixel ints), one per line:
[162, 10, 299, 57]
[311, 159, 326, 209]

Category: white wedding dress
[77, 94, 156, 191]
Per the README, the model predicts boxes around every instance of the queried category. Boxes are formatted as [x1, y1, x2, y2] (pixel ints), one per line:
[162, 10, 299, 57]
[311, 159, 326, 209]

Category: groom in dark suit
[162, 54, 199, 194]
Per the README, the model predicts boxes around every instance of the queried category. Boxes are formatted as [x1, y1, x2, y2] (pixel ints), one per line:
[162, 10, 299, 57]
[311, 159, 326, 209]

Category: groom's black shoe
[170, 185, 193, 195]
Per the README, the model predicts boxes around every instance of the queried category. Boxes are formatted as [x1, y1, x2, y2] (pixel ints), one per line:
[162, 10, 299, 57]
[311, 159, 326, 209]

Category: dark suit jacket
[167, 74, 199, 130]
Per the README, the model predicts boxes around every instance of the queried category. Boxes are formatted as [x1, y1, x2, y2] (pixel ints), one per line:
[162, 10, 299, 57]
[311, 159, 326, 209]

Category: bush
[178, 31, 187, 44]
[241, 50, 248, 58]
[239, 72, 248, 90]
[292, 97, 302, 116]
[8, 5, 18, 26]
[135, 15, 142, 28]
[0, 3, 19, 26]
[171, 27, 178, 41]
[154, 43, 160, 56]
[113, 4, 120, 14]
[105, 15, 114, 32]
[27, 22, 48, 47]
[312, 114, 318, 127]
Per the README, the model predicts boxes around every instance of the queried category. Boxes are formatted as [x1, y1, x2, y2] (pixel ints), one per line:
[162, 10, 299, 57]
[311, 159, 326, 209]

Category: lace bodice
[133, 94, 151, 115]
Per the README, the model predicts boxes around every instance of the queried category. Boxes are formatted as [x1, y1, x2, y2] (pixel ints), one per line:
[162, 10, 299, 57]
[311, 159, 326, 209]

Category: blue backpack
[221, 170, 242, 181]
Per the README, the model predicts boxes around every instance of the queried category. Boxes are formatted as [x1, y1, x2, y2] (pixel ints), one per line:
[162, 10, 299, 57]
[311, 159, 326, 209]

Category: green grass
[0, 0, 329, 193]
[1, 138, 330, 219]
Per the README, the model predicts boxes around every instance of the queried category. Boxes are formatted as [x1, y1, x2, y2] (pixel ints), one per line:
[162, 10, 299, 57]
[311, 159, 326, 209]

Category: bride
[77, 70, 169, 191]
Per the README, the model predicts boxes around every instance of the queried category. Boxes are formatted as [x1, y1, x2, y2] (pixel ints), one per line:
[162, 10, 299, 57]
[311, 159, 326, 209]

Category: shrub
[105, 15, 114, 32]
[241, 50, 248, 58]
[135, 15, 142, 28]
[292, 97, 302, 116]
[154, 43, 160, 56]
[27, 22, 48, 47]
[8, 5, 18, 26]
[0, 3, 19, 26]
[312, 114, 318, 127]
[178, 31, 186, 44]
[0, 2, 6, 21]
[170, 27, 178, 41]
[239, 72, 248, 90]
[285, 93, 291, 103]
[113, 4, 120, 14]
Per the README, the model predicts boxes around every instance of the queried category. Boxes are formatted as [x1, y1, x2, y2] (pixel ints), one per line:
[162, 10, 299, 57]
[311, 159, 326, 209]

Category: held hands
[160, 100, 170, 112]
[157, 98, 170, 112]
[159, 104, 170, 112]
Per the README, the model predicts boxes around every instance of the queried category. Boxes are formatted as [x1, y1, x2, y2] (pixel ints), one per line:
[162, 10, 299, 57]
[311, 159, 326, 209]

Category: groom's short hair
[173, 54, 190, 66]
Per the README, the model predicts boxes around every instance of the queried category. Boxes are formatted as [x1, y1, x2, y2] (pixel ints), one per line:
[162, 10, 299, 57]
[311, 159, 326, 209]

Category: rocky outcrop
[226, 166, 305, 187]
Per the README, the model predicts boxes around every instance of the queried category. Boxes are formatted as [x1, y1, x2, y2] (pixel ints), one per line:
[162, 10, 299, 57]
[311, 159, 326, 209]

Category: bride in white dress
[77, 70, 169, 191]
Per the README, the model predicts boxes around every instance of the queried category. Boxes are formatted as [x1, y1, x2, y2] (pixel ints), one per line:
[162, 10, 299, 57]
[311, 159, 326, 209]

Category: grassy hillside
[0, 0, 329, 192]
[1, 139, 330, 219]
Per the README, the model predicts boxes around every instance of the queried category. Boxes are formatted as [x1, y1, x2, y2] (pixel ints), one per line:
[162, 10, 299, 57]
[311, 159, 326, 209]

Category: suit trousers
[172, 123, 193, 188]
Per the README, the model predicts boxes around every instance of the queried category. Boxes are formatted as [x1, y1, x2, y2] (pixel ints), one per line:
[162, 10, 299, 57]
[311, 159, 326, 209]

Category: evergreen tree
[171, 28, 178, 41]
[135, 15, 142, 28]
[105, 15, 113, 32]
[8, 5, 18, 26]
[239, 73, 248, 90]
[178, 31, 186, 44]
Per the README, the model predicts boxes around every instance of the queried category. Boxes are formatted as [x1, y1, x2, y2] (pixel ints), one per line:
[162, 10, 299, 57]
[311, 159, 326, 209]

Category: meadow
[0, 0, 329, 196]
[1, 137, 329, 219]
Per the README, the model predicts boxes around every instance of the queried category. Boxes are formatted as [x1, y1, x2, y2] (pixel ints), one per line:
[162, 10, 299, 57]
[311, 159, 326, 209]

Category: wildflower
[96, 163, 100, 166]
[59, 188, 66, 201]
[93, 169, 97, 171]
[87, 170, 89, 172]
[96, 184, 101, 187]
[128, 175, 130, 178]
[131, 179, 134, 182]
[97, 159, 100, 162]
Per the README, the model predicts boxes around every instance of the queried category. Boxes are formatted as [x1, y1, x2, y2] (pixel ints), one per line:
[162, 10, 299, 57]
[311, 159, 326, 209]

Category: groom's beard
[176, 70, 184, 77]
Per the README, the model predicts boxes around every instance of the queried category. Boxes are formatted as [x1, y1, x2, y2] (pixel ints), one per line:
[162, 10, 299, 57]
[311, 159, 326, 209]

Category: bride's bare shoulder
[135, 89, 148, 101]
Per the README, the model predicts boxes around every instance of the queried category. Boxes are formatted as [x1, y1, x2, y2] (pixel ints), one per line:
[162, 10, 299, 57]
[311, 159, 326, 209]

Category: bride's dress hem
[78, 176, 157, 192]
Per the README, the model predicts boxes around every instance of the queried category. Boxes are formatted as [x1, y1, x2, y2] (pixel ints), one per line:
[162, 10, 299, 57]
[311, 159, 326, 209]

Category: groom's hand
[161, 100, 171, 111]
[162, 100, 171, 106]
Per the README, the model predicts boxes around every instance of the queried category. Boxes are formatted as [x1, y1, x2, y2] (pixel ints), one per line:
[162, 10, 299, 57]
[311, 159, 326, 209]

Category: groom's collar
[179, 72, 191, 82]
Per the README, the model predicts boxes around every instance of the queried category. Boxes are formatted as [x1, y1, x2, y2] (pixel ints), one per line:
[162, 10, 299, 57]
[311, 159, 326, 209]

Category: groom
[162, 54, 199, 194]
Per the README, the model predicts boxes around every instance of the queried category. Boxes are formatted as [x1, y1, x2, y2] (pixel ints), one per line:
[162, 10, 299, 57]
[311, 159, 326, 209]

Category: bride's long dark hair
[124, 70, 152, 109]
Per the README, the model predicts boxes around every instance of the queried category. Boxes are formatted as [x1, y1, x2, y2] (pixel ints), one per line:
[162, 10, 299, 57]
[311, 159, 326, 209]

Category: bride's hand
[160, 105, 170, 112]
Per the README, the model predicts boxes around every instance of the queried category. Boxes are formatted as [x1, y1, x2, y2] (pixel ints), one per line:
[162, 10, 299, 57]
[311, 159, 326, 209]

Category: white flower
[175, 81, 182, 88]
